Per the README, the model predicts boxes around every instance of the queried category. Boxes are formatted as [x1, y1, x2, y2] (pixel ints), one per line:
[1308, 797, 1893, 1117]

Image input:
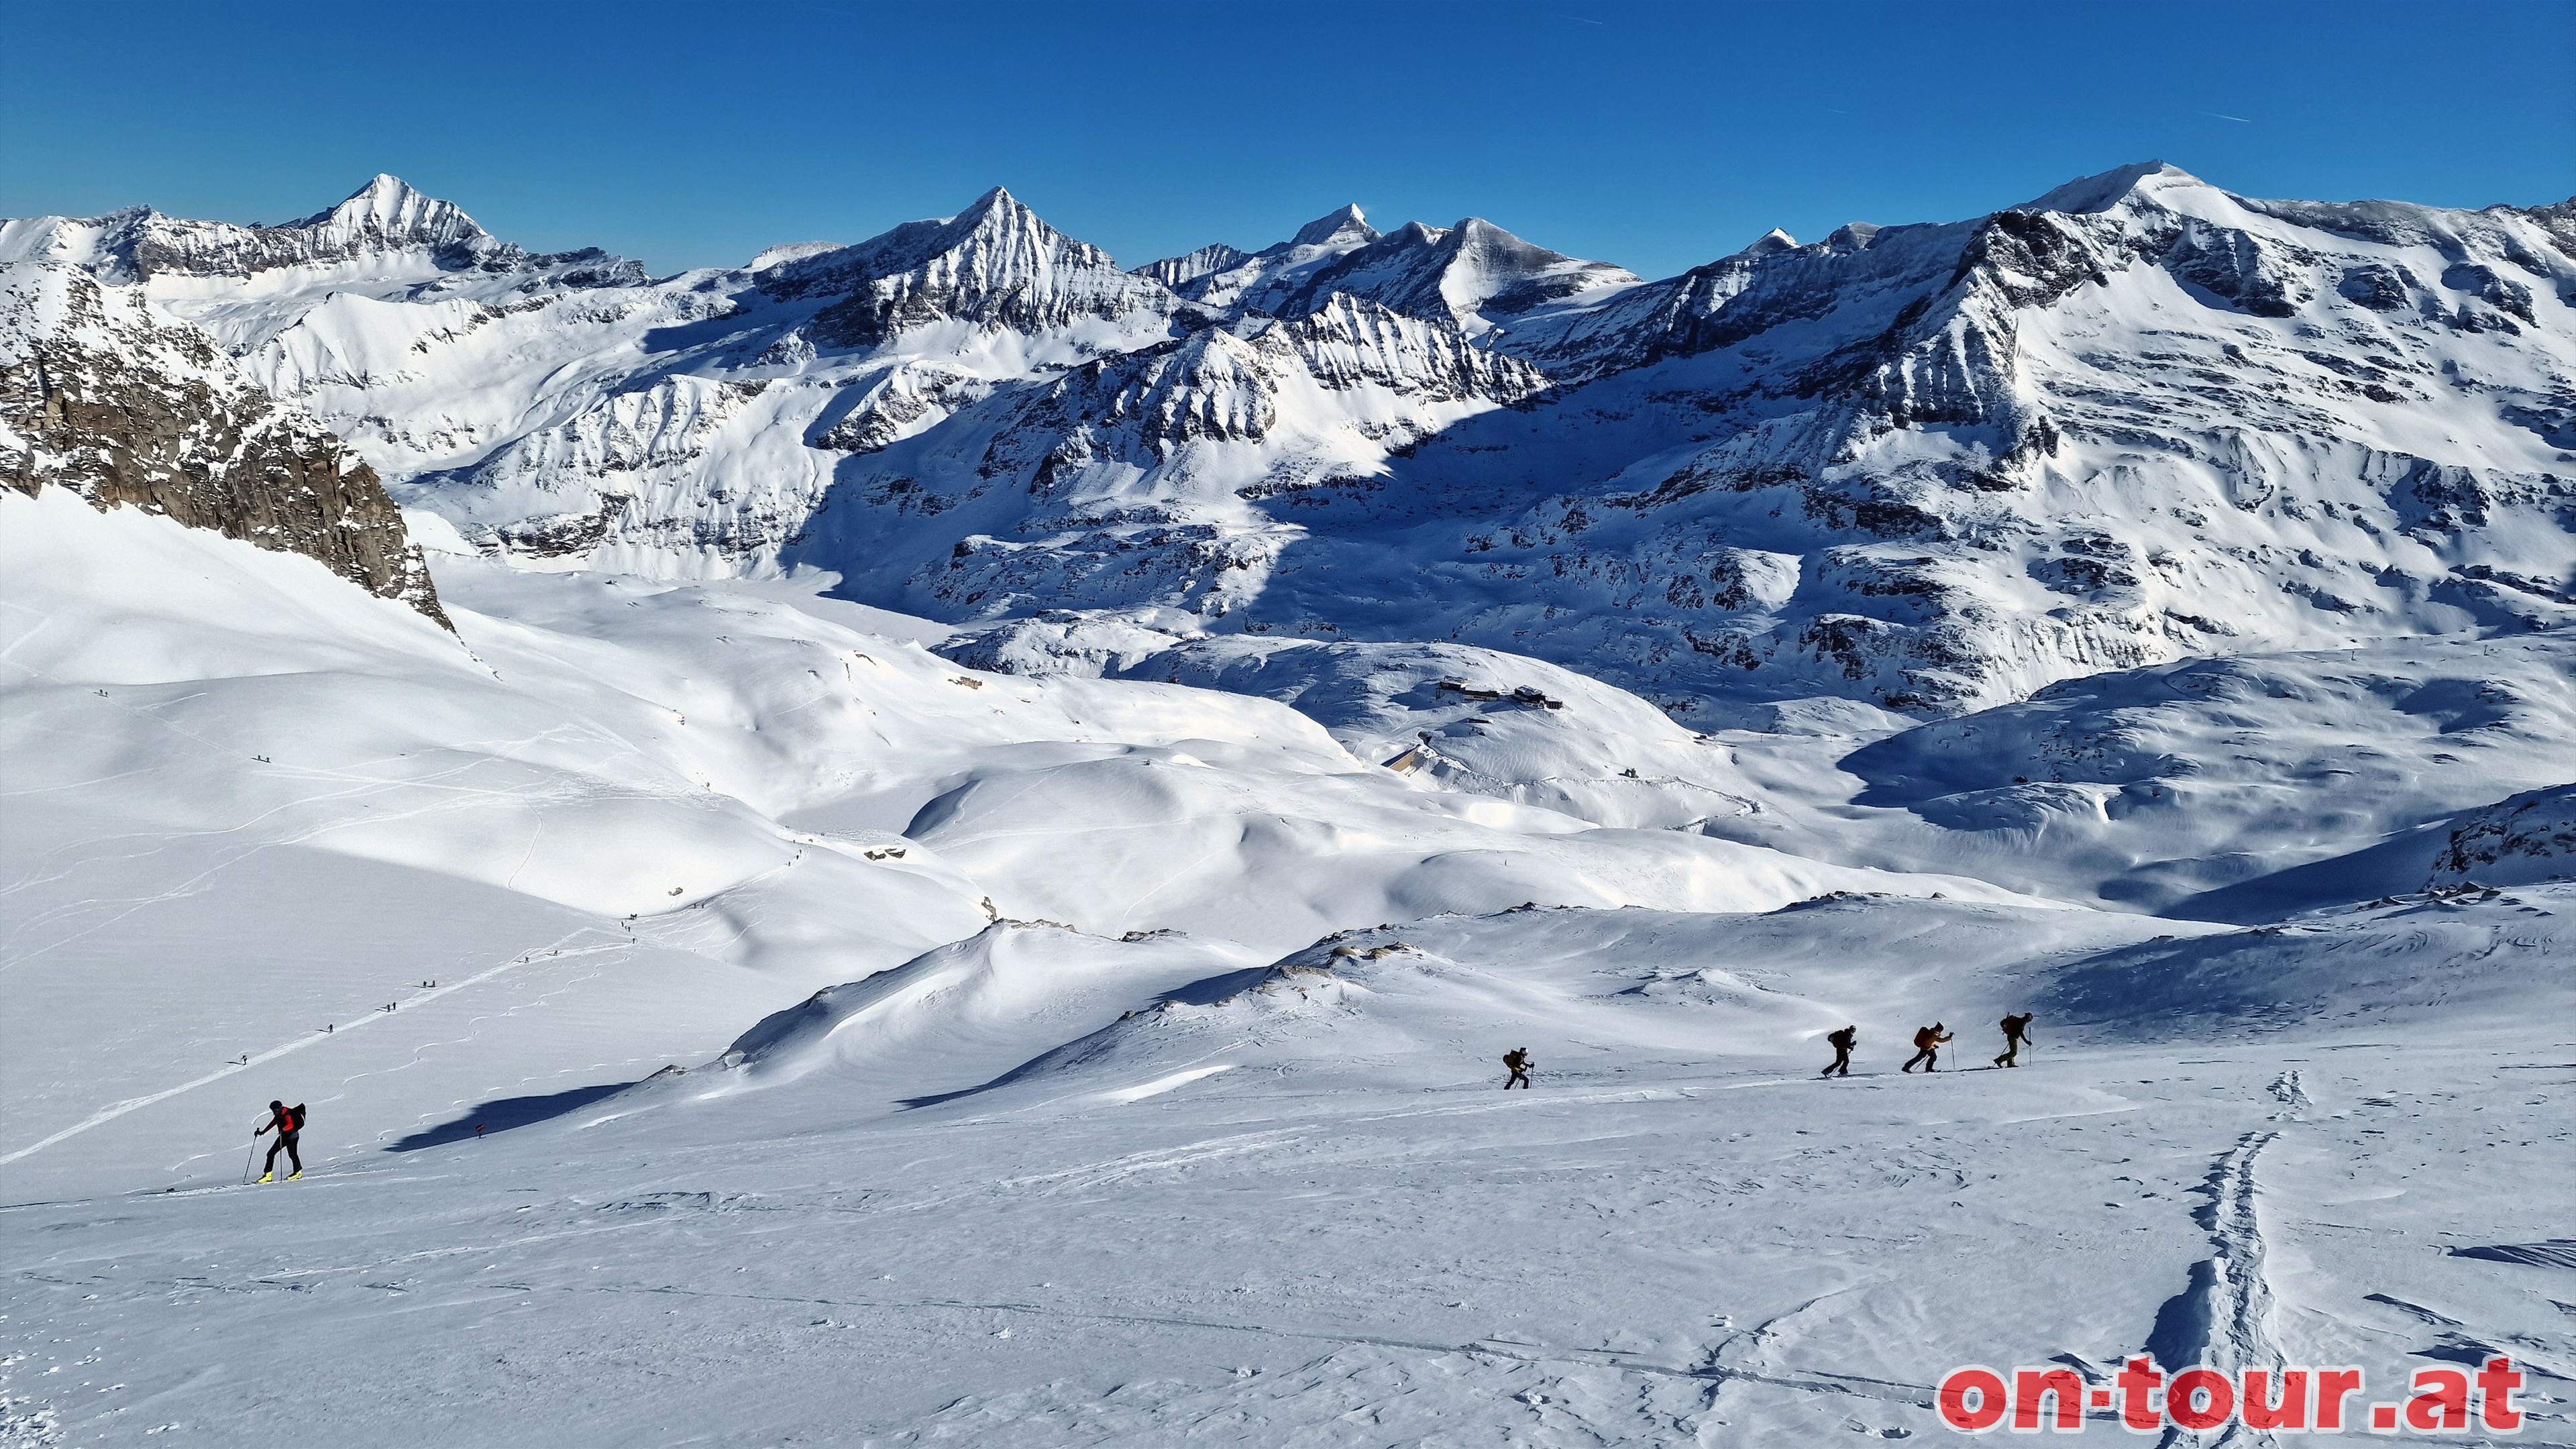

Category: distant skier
[1502, 1047, 1533, 1089]
[254, 1100, 307, 1181]
[1821, 1025, 1857, 1078]
[1901, 1024, 1951, 1073]
[1993, 1013, 2035, 1068]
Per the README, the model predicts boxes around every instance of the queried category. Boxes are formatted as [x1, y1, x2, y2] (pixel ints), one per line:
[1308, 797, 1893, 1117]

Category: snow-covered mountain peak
[1185, 211, 1640, 335]
[1436, 215, 1645, 316]
[2014, 159, 2197, 216]
[771, 187, 1120, 290]
[1133, 243, 1252, 290]
[282, 173, 487, 252]
[949, 185, 1080, 251]
[23, 163, 2569, 724]
[1289, 203, 1376, 249]
[754, 189, 1193, 353]
[1148, 205, 1393, 311]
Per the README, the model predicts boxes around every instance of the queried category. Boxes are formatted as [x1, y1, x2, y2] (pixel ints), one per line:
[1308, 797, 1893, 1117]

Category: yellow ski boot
[257, 1173, 272, 1183]
[287, 1171, 303, 1180]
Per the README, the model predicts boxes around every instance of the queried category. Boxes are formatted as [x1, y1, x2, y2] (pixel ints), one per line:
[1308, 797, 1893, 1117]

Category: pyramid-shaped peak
[287, 174, 484, 244]
[1743, 227, 1799, 256]
[948, 187, 1120, 267]
[956, 186, 1064, 231]
[1290, 204, 1375, 248]
[944, 186, 1098, 252]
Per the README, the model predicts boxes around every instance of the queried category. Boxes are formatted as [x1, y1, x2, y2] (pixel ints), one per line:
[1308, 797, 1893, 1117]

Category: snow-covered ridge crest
[0, 174, 645, 288]
[9, 163, 2573, 718]
[759, 186, 1197, 350]
[1170, 205, 1641, 335]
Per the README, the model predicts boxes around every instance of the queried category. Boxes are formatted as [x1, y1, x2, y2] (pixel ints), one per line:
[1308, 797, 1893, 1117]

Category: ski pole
[241, 1128, 260, 1185]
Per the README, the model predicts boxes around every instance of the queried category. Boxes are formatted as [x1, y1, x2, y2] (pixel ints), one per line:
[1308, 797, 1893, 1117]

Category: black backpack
[286, 1104, 308, 1132]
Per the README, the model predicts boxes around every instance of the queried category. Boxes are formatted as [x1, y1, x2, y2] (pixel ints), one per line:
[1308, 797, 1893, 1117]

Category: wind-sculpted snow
[1095, 635, 1772, 830]
[0, 486, 2027, 1196]
[1680, 633, 2576, 915]
[8, 444, 2575, 1444]
[2044, 885, 2576, 1031]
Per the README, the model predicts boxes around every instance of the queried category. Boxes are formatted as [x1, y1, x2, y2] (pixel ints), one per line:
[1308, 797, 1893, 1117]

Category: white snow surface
[5, 166, 2575, 1446]
[5, 481, 2574, 1444]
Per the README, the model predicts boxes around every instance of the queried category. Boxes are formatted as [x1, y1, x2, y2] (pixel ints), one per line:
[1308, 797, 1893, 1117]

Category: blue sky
[4, 1, 2569, 281]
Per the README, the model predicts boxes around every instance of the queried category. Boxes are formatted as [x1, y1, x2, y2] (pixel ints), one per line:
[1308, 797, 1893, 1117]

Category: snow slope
[7, 879, 2567, 1444]
[0, 486, 2029, 1205]
[2, 492, 2569, 1446]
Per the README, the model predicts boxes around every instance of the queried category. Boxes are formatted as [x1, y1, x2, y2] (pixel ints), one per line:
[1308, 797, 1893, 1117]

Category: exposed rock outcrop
[0, 263, 447, 625]
[2432, 784, 2576, 888]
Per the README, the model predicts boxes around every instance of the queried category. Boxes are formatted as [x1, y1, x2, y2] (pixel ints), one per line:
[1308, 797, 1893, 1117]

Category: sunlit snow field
[4, 490, 2572, 1446]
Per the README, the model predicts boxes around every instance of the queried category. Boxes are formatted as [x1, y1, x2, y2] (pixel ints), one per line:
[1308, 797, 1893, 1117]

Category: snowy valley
[2, 166, 2572, 1446]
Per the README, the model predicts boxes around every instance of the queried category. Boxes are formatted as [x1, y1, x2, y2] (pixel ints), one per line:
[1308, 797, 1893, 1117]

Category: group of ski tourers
[250, 1021, 2037, 1173]
[1820, 1014, 2033, 1077]
[1497, 1014, 2035, 1088]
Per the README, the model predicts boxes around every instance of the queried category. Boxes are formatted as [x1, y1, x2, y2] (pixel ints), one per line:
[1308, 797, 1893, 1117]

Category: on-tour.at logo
[1935, 1355, 2525, 1434]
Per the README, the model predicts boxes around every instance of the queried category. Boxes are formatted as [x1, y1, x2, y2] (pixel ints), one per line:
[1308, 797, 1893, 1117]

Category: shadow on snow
[386, 1082, 634, 1152]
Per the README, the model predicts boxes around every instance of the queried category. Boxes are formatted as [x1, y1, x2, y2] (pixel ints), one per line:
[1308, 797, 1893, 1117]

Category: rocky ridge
[0, 262, 448, 624]
[0, 174, 642, 287]
[5, 164, 2571, 714]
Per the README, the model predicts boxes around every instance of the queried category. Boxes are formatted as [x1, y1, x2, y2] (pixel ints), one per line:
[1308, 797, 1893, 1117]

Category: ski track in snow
[8, 1039, 2573, 1445]
[0, 932, 629, 1167]
[3, 472, 2574, 1440]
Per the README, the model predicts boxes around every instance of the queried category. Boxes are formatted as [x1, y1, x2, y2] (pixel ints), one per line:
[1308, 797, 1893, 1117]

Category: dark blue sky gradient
[4, 0, 2570, 281]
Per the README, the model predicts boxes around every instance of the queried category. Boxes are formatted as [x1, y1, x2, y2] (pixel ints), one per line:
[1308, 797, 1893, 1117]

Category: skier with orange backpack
[254, 1100, 307, 1181]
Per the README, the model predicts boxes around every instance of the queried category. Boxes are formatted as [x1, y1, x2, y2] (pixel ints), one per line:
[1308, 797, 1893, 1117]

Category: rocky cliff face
[0, 263, 448, 625]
